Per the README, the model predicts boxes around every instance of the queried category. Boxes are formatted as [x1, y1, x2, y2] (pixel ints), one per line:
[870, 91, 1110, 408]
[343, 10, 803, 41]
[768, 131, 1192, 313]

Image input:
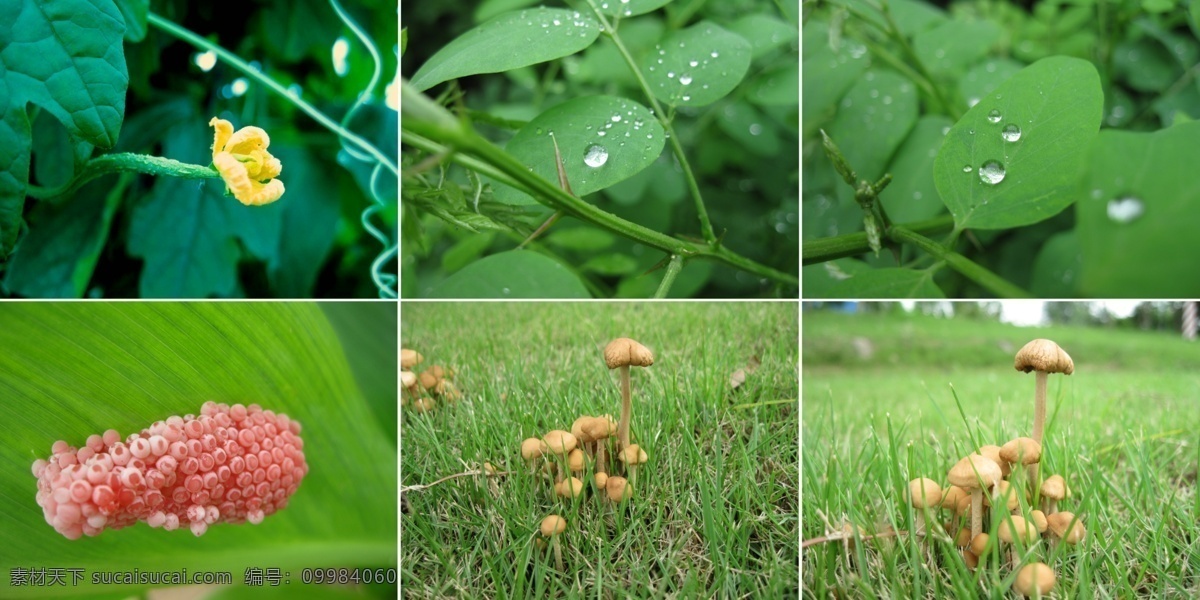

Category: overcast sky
[897, 301, 1142, 326]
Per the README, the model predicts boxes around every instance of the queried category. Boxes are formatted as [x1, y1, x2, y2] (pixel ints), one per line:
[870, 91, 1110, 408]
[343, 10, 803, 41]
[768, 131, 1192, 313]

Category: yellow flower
[209, 117, 285, 206]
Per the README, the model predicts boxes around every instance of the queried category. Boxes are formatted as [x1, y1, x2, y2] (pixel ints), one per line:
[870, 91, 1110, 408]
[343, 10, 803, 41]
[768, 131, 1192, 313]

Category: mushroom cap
[1046, 512, 1086, 544]
[1041, 474, 1069, 500]
[567, 449, 585, 472]
[540, 514, 566, 537]
[997, 515, 1038, 545]
[401, 349, 424, 369]
[969, 532, 990, 556]
[583, 416, 614, 440]
[978, 445, 1011, 476]
[483, 462, 498, 476]
[1014, 562, 1056, 597]
[907, 478, 943, 509]
[604, 338, 654, 369]
[419, 371, 440, 390]
[426, 365, 454, 379]
[400, 371, 418, 389]
[540, 430, 578, 455]
[947, 454, 1003, 489]
[521, 438, 544, 460]
[570, 416, 595, 444]
[940, 485, 970, 514]
[984, 480, 1019, 511]
[411, 397, 436, 413]
[954, 527, 971, 548]
[963, 549, 979, 570]
[618, 444, 648, 466]
[605, 475, 632, 501]
[594, 472, 608, 489]
[1030, 510, 1048, 533]
[434, 380, 461, 401]
[556, 476, 584, 498]
[1014, 339, 1074, 375]
[1000, 437, 1042, 465]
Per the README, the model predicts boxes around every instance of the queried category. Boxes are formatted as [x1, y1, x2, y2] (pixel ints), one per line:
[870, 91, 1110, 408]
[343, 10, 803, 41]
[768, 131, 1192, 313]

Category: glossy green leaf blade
[640, 21, 751, 107]
[597, 0, 672, 17]
[827, 70, 919, 185]
[408, 8, 600, 91]
[1, 0, 128, 147]
[801, 21, 868, 136]
[2, 176, 122, 297]
[958, 58, 1023, 108]
[746, 61, 799, 106]
[913, 19, 1003, 77]
[1077, 121, 1200, 297]
[728, 14, 798, 59]
[1030, 230, 1081, 297]
[828, 267, 945, 298]
[934, 56, 1103, 230]
[0, 69, 30, 257]
[0, 304, 396, 598]
[429, 250, 591, 298]
[881, 115, 952, 223]
[114, 0, 148, 42]
[493, 95, 664, 206]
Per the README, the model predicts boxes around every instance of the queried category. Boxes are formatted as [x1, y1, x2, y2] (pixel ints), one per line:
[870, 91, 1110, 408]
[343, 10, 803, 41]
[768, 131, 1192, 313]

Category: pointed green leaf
[934, 56, 1103, 230]
[0, 303, 396, 598]
[493, 95, 664, 206]
[408, 8, 600, 91]
[597, 0, 673, 17]
[914, 19, 1003, 77]
[881, 115, 953, 223]
[640, 21, 751, 107]
[1077, 121, 1200, 296]
[828, 267, 944, 298]
[429, 250, 590, 298]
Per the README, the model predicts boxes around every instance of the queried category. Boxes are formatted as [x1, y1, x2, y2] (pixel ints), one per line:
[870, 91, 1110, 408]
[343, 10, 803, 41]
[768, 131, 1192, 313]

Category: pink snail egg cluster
[31, 402, 308, 539]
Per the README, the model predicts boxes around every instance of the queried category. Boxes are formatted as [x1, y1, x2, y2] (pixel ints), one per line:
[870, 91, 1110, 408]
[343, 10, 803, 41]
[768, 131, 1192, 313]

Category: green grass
[802, 310, 1200, 598]
[400, 302, 799, 598]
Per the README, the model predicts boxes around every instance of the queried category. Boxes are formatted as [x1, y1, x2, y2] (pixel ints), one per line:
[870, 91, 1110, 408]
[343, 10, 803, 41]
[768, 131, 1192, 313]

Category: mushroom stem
[971, 490, 983, 540]
[629, 465, 638, 489]
[1046, 498, 1057, 515]
[1030, 370, 1047, 483]
[618, 365, 632, 448]
[596, 441, 606, 474]
[552, 536, 563, 571]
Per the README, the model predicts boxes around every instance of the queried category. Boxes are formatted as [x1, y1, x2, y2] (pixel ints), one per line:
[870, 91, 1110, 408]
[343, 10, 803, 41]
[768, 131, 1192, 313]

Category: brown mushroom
[1014, 562, 1056, 598]
[618, 444, 648, 487]
[605, 475, 632, 502]
[401, 348, 423, 369]
[997, 514, 1038, 569]
[1046, 511, 1086, 546]
[1000, 437, 1042, 491]
[1014, 339, 1074, 483]
[603, 338, 654, 449]
[540, 515, 566, 570]
[979, 444, 1011, 477]
[948, 454, 1003, 539]
[520, 438, 544, 473]
[1041, 475, 1068, 515]
[907, 478, 942, 536]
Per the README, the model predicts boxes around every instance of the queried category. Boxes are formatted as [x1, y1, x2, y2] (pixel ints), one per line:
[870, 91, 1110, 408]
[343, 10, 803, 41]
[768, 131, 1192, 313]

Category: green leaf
[828, 267, 945, 298]
[1030, 230, 1081, 297]
[801, 21, 869, 136]
[832, 0, 947, 38]
[428, 250, 591, 298]
[30, 110, 78, 189]
[598, 0, 672, 17]
[321, 303, 399, 447]
[801, 258, 872, 297]
[913, 19, 1003, 77]
[746, 60, 799, 106]
[728, 14, 798, 59]
[261, 0, 340, 62]
[958, 58, 1024, 109]
[474, 0, 539, 22]
[565, 17, 662, 88]
[0, 304, 396, 598]
[2, 175, 123, 298]
[881, 115, 952, 223]
[717, 100, 782, 157]
[581, 252, 638, 276]
[1191, 0, 1200, 41]
[409, 8, 601, 91]
[1076, 121, 1200, 296]
[493, 95, 665, 206]
[1, 0, 128, 256]
[545, 226, 615, 251]
[934, 56, 1103, 230]
[126, 121, 282, 298]
[441, 231, 496, 273]
[639, 21, 751, 107]
[114, 0, 148, 42]
[826, 70, 919, 185]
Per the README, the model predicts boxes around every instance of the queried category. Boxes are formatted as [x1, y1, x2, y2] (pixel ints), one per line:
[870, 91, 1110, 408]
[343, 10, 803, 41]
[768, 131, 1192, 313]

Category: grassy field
[802, 309, 1200, 598]
[401, 302, 799, 598]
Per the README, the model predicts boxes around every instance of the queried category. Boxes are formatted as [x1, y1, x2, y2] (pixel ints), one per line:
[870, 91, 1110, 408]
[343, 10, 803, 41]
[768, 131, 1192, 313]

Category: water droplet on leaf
[1001, 124, 1021, 142]
[987, 109, 1002, 123]
[584, 144, 608, 168]
[1107, 196, 1144, 224]
[978, 160, 1006, 185]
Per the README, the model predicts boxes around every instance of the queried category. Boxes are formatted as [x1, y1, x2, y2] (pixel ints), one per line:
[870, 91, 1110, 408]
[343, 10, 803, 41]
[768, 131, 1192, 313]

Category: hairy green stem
[401, 87, 797, 285]
[584, 1, 717, 246]
[147, 13, 397, 177]
[889, 226, 1031, 298]
[653, 255, 684, 298]
[26, 154, 217, 200]
[802, 215, 955, 265]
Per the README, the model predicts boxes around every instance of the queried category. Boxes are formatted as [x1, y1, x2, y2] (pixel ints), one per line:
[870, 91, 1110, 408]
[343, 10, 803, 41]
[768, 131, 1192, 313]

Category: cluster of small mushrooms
[400, 348, 461, 412]
[524, 338, 654, 570]
[902, 339, 1086, 598]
